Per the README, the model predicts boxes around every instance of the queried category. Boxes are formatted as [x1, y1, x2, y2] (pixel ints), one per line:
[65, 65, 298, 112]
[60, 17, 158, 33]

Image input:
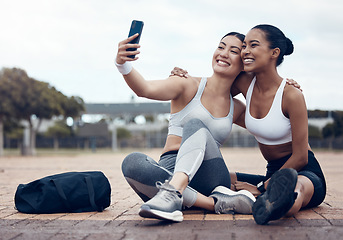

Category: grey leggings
[121, 118, 231, 207]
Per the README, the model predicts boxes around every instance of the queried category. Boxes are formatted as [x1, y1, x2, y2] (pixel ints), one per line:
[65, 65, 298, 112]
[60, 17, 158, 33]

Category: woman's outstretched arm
[116, 34, 194, 101]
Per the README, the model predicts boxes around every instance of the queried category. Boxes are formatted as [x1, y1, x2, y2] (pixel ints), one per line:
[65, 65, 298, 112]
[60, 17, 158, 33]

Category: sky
[0, 0, 342, 110]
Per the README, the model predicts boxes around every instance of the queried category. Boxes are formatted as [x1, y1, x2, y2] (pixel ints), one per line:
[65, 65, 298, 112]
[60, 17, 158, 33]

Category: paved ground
[0, 148, 342, 240]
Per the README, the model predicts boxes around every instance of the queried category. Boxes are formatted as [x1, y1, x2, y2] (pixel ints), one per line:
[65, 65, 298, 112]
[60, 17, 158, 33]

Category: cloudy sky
[1, 0, 342, 110]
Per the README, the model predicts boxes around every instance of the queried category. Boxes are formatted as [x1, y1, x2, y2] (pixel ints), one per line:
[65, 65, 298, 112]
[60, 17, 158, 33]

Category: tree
[332, 111, 343, 137]
[0, 68, 24, 155]
[322, 123, 335, 138]
[308, 110, 329, 118]
[4, 120, 23, 149]
[117, 127, 131, 140]
[0, 67, 85, 156]
[322, 111, 343, 138]
[45, 120, 72, 150]
[308, 125, 322, 139]
[62, 96, 85, 119]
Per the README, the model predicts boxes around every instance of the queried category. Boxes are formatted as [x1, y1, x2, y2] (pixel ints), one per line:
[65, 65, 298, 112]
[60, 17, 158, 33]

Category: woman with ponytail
[228, 24, 326, 225]
[172, 25, 325, 224]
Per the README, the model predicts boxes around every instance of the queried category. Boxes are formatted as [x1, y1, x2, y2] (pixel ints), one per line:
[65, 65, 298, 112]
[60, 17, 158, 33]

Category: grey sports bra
[168, 77, 234, 146]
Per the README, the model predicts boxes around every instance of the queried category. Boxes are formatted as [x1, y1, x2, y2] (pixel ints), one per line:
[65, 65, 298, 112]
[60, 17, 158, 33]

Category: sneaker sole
[211, 186, 256, 214]
[139, 205, 183, 222]
[212, 186, 256, 202]
[252, 168, 298, 225]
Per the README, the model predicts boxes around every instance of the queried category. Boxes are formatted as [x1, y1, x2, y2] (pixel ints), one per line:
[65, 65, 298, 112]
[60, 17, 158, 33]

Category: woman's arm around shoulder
[233, 97, 246, 128]
[231, 72, 254, 97]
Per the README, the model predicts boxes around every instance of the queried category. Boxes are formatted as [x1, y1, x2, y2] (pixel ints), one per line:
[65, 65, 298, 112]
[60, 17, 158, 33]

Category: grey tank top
[168, 77, 234, 147]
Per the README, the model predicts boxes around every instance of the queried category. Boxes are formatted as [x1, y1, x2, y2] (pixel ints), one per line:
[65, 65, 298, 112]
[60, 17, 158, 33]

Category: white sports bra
[168, 77, 234, 147]
[245, 77, 292, 145]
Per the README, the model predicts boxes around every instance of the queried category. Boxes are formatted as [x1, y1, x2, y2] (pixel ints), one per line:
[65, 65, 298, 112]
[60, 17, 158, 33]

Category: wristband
[257, 181, 266, 193]
[115, 61, 132, 75]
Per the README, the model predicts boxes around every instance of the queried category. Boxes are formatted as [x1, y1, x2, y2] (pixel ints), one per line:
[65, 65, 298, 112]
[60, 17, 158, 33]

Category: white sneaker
[210, 186, 256, 214]
[138, 180, 183, 222]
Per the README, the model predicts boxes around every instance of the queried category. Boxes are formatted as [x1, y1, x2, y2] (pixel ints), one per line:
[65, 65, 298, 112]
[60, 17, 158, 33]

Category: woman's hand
[116, 33, 141, 64]
[234, 181, 261, 197]
[170, 67, 189, 78]
[286, 78, 302, 92]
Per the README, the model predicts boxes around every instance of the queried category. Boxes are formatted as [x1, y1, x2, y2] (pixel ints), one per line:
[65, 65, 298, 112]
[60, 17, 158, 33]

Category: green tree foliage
[0, 71, 15, 118]
[45, 120, 72, 138]
[145, 115, 154, 123]
[322, 123, 335, 138]
[308, 125, 322, 139]
[0, 68, 24, 155]
[45, 120, 72, 150]
[322, 111, 343, 138]
[308, 110, 329, 118]
[63, 96, 85, 119]
[117, 127, 131, 140]
[4, 119, 22, 135]
[0, 67, 84, 155]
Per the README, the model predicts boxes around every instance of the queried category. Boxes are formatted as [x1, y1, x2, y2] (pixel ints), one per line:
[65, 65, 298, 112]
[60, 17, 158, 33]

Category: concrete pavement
[0, 148, 342, 239]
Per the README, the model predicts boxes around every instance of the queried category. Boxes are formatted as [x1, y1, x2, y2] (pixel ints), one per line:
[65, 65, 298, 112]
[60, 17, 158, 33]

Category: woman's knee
[121, 152, 147, 177]
[286, 176, 314, 216]
[297, 175, 315, 207]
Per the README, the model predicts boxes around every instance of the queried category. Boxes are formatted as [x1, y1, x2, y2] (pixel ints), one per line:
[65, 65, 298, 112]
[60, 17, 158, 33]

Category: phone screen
[127, 20, 144, 58]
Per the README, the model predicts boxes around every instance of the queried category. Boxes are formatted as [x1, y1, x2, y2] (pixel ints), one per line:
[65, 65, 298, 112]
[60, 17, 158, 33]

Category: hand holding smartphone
[127, 20, 144, 59]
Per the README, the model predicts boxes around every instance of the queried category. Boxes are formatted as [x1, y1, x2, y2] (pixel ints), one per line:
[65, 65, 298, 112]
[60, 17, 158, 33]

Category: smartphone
[127, 20, 144, 58]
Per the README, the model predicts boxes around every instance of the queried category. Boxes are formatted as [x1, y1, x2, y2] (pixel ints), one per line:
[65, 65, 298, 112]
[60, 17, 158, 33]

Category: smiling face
[212, 35, 243, 78]
[241, 28, 276, 73]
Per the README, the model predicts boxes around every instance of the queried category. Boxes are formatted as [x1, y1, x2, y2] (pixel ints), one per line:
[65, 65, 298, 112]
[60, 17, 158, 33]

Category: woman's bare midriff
[162, 135, 182, 154]
[163, 137, 296, 161]
[258, 141, 294, 162]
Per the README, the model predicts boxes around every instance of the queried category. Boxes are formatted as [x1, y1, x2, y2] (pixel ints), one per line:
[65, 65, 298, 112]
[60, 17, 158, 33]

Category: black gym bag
[14, 171, 111, 214]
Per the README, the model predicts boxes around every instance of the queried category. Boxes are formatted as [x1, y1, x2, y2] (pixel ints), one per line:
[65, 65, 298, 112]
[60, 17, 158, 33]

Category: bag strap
[85, 176, 103, 212]
[52, 179, 72, 211]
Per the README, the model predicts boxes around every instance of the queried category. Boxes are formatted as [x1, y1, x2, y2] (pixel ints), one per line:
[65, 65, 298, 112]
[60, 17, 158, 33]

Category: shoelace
[155, 181, 182, 202]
